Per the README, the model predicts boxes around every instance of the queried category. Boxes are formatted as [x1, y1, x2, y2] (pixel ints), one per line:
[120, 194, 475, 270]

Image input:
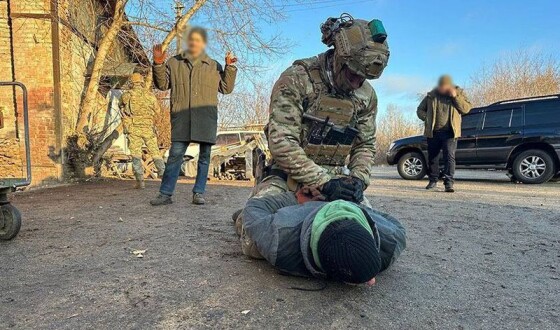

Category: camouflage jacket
[119, 86, 160, 129]
[268, 51, 378, 187]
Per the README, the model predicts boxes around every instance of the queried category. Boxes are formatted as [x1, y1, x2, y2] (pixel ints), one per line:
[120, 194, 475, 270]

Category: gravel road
[1, 168, 558, 329]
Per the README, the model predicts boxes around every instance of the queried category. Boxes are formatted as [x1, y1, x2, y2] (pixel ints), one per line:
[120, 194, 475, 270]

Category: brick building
[0, 0, 148, 185]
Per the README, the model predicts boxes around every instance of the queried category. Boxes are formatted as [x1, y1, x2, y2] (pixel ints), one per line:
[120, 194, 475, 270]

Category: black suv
[386, 94, 560, 184]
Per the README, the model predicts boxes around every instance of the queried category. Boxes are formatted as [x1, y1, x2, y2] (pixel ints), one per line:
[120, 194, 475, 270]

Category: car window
[483, 110, 512, 129]
[216, 133, 240, 146]
[511, 108, 524, 127]
[524, 100, 560, 126]
[462, 113, 483, 131]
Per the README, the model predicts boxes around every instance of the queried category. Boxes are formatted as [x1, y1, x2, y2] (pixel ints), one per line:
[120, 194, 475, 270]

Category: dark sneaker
[445, 183, 455, 193]
[150, 193, 172, 206]
[426, 181, 437, 190]
[134, 180, 145, 189]
[193, 193, 205, 205]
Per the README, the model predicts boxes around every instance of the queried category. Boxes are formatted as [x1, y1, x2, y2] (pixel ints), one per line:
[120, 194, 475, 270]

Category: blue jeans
[159, 141, 212, 196]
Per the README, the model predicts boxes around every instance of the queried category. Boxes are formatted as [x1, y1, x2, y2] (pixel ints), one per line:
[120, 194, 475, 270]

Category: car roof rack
[490, 94, 560, 106]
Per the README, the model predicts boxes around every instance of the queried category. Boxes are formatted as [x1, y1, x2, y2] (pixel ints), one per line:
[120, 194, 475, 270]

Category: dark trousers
[427, 130, 457, 183]
[159, 141, 212, 196]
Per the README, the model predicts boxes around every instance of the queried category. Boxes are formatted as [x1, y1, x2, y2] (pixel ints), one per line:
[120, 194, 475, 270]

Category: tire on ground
[0, 204, 22, 240]
[512, 149, 556, 184]
[397, 151, 427, 180]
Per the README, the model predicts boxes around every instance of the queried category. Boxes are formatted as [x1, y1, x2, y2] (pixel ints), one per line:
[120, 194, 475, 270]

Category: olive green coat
[417, 88, 472, 138]
[153, 52, 237, 144]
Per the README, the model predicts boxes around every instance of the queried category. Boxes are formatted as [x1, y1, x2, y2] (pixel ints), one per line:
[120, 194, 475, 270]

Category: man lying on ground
[235, 188, 406, 285]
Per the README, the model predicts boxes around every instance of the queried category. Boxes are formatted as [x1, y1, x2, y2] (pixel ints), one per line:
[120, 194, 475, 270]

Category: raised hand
[153, 44, 167, 65]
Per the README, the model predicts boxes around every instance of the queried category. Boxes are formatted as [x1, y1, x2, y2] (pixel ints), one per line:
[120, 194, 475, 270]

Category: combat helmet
[321, 13, 390, 80]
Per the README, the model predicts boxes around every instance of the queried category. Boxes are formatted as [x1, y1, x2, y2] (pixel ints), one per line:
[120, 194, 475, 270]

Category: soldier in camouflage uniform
[120, 73, 165, 189]
[234, 15, 391, 258]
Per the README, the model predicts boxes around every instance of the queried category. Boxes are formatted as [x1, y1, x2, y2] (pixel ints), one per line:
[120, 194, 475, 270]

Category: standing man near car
[417, 75, 472, 192]
[150, 27, 237, 206]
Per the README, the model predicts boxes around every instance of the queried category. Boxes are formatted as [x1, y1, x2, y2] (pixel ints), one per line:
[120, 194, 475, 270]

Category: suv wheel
[512, 149, 556, 184]
[397, 152, 427, 180]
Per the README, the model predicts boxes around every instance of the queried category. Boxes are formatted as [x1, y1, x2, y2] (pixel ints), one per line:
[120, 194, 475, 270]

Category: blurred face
[437, 82, 452, 95]
[186, 32, 207, 58]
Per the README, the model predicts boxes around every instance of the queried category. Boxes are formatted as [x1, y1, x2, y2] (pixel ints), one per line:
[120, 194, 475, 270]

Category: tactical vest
[293, 56, 359, 167]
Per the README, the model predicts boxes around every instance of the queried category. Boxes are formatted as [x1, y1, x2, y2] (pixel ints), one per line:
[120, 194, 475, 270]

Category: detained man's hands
[296, 186, 326, 204]
[321, 177, 364, 203]
[225, 51, 237, 66]
[153, 44, 167, 65]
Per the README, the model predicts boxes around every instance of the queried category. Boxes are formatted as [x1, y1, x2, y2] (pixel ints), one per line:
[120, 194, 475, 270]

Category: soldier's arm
[453, 88, 472, 115]
[268, 66, 331, 187]
[416, 96, 428, 121]
[119, 92, 131, 117]
[218, 62, 237, 95]
[348, 90, 377, 187]
[153, 62, 170, 91]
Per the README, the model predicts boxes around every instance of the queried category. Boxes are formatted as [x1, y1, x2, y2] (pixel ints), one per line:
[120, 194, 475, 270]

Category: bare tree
[217, 80, 272, 128]
[469, 50, 560, 107]
[76, 0, 292, 137]
[75, 0, 129, 138]
[374, 104, 422, 165]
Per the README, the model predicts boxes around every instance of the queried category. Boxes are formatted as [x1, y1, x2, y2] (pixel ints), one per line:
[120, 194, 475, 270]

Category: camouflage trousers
[235, 175, 372, 259]
[128, 129, 160, 158]
[127, 129, 164, 178]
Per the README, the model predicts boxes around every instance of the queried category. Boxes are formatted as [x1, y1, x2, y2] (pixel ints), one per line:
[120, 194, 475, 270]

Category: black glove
[321, 177, 364, 203]
[351, 178, 365, 203]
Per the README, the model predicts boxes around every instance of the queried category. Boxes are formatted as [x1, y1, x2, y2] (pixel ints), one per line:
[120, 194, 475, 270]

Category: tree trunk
[161, 0, 207, 52]
[75, 0, 128, 134]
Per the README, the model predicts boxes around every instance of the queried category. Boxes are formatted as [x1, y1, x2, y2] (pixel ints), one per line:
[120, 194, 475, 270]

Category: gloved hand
[295, 186, 326, 204]
[153, 44, 166, 65]
[321, 177, 364, 203]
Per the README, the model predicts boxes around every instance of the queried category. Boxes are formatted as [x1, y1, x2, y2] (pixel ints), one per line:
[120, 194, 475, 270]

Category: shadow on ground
[1, 168, 559, 329]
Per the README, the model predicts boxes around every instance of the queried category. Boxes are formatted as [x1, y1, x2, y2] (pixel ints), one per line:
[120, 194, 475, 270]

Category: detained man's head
[312, 200, 381, 285]
[186, 27, 208, 59]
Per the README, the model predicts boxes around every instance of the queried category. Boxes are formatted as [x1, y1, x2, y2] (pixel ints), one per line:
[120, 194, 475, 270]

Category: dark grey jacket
[153, 52, 237, 144]
[242, 192, 407, 278]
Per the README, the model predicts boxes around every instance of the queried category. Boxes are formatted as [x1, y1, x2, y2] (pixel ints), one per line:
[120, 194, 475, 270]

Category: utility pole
[174, 1, 185, 54]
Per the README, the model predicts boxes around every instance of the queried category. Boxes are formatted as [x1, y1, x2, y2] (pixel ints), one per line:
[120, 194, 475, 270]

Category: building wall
[0, 0, 142, 185]
[0, 0, 58, 183]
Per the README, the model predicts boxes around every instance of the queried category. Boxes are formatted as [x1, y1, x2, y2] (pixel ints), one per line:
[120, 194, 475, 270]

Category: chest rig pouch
[294, 58, 359, 167]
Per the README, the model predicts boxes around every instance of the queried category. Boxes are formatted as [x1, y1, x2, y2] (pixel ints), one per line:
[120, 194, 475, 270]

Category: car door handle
[464, 135, 475, 138]
[510, 130, 521, 134]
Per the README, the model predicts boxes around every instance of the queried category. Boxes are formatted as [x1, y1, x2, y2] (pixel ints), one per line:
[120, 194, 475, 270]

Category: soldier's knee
[252, 175, 289, 198]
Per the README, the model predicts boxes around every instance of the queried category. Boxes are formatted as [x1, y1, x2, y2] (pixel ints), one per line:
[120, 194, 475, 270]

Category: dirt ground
[1, 167, 559, 329]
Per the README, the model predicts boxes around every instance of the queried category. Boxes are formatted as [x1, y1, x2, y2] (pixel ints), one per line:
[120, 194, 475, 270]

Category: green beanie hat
[310, 200, 381, 284]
